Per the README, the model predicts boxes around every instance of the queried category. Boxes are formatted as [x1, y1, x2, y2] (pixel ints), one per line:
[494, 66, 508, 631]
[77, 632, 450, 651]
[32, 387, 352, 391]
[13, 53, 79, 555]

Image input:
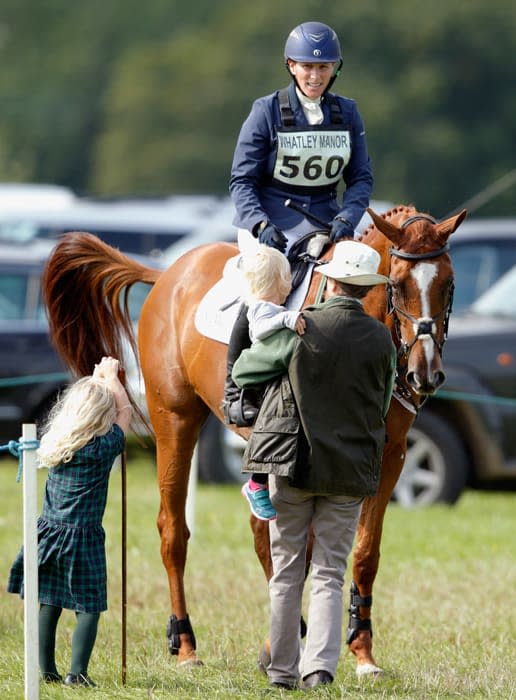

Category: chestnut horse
[42, 204, 466, 675]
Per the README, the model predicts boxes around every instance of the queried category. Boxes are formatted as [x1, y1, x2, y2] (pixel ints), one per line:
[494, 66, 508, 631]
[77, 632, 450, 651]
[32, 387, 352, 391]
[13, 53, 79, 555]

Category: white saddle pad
[195, 254, 314, 344]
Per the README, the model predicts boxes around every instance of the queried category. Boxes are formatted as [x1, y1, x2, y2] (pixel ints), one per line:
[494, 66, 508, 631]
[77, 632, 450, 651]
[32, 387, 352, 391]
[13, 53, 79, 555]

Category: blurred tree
[356, 0, 516, 217]
[91, 3, 294, 195]
[0, 0, 221, 191]
[0, 0, 515, 216]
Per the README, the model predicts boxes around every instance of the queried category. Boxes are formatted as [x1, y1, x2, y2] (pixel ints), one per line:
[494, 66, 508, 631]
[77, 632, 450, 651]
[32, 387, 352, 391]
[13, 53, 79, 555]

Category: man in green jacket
[232, 240, 396, 690]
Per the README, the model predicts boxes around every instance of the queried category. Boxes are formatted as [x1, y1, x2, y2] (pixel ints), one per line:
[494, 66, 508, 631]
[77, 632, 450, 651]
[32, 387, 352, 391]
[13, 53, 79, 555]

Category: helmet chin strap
[285, 58, 343, 95]
[327, 58, 343, 91]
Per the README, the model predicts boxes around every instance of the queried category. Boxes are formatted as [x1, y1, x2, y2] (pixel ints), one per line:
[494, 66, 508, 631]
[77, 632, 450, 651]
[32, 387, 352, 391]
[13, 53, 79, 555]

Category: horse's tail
[42, 232, 162, 423]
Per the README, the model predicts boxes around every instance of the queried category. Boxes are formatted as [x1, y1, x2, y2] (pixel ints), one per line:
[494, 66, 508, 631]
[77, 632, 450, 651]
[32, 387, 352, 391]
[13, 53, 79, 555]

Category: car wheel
[196, 413, 246, 483]
[393, 410, 469, 507]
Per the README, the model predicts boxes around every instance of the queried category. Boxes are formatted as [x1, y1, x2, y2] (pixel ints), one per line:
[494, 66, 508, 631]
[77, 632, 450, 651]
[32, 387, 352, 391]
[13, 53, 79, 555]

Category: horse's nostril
[406, 371, 418, 387]
[433, 371, 445, 387]
[406, 370, 445, 394]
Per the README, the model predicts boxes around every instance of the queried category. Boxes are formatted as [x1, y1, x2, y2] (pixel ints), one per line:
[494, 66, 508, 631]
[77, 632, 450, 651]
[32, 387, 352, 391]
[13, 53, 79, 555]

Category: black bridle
[387, 281, 454, 360]
[387, 214, 454, 360]
[385, 214, 455, 412]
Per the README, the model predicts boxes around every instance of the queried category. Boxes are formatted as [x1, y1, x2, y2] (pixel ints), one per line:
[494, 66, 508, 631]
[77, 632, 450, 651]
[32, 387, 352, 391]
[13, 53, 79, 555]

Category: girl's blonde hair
[37, 377, 117, 468]
[243, 244, 292, 301]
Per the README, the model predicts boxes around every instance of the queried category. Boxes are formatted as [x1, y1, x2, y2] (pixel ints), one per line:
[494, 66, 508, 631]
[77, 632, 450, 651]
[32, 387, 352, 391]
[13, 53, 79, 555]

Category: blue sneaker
[241, 482, 277, 521]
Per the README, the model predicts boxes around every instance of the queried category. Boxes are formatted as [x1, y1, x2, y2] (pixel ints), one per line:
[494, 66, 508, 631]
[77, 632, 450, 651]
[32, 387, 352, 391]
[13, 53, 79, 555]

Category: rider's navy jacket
[230, 81, 373, 235]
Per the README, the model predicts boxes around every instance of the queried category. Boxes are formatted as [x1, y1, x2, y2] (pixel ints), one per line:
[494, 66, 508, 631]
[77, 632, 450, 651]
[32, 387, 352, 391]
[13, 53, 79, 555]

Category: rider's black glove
[253, 220, 288, 253]
[329, 216, 355, 242]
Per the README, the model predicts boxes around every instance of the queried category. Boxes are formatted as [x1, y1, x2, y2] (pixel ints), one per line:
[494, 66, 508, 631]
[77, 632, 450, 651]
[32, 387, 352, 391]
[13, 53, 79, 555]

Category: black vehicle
[397, 265, 516, 505]
[197, 218, 516, 504]
[449, 217, 516, 312]
[0, 241, 157, 443]
[0, 189, 223, 443]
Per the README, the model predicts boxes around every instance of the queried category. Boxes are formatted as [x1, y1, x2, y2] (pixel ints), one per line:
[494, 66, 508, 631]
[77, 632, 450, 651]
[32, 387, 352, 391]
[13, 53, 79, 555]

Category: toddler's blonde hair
[37, 377, 117, 468]
[243, 244, 292, 301]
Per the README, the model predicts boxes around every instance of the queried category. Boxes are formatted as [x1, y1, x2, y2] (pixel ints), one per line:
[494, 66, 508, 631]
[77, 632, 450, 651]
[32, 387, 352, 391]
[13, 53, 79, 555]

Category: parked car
[160, 198, 395, 268]
[0, 182, 75, 210]
[395, 264, 516, 505]
[448, 217, 516, 311]
[196, 217, 516, 504]
[0, 241, 160, 443]
[0, 192, 226, 257]
[160, 197, 238, 266]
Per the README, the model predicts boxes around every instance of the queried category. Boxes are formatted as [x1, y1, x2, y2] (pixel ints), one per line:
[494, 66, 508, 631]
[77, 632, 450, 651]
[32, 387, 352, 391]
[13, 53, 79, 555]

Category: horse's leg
[152, 403, 207, 667]
[250, 517, 273, 579]
[348, 402, 415, 676]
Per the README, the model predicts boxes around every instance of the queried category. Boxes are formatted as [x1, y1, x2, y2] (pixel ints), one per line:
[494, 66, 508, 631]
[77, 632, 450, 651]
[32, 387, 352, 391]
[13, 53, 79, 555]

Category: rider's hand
[254, 221, 288, 253]
[329, 216, 355, 242]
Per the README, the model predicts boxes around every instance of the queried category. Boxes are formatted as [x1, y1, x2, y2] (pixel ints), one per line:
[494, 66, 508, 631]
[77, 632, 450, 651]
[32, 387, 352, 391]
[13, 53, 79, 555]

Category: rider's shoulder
[326, 92, 358, 115]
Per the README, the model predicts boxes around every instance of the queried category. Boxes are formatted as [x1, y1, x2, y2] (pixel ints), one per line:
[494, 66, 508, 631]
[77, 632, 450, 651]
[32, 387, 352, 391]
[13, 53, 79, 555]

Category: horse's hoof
[356, 662, 384, 678]
[177, 658, 204, 670]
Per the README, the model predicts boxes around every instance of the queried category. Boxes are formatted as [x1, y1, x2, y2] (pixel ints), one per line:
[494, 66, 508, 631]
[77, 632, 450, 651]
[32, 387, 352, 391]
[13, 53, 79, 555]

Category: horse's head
[366, 206, 467, 396]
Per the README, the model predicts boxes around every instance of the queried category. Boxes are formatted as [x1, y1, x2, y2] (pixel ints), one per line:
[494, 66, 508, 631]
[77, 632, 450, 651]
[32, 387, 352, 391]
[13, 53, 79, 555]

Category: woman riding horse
[224, 20, 373, 422]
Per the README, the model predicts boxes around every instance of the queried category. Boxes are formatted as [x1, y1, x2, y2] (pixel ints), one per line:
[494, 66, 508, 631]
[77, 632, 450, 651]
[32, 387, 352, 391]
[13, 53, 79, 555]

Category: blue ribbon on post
[0, 439, 40, 482]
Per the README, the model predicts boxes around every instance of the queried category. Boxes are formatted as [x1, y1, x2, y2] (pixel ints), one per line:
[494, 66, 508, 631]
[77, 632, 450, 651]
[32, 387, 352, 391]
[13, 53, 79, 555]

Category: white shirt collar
[295, 87, 324, 125]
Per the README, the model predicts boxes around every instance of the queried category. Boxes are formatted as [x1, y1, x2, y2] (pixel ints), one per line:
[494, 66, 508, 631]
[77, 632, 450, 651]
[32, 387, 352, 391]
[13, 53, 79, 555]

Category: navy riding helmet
[284, 22, 343, 91]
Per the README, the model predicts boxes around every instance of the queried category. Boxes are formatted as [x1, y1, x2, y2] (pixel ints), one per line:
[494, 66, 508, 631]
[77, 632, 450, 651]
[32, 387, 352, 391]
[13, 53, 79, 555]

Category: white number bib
[273, 128, 351, 189]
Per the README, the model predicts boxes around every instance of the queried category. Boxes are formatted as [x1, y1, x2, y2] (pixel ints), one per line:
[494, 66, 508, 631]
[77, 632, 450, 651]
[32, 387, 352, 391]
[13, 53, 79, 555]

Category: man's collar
[325, 294, 363, 307]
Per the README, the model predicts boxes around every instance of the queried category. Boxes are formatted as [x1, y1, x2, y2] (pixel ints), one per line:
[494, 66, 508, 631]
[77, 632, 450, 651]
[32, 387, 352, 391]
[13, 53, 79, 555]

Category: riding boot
[223, 304, 259, 427]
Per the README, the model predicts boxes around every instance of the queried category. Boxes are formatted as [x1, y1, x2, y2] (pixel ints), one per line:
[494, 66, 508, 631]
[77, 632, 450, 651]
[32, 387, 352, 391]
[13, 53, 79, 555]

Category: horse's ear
[366, 207, 404, 247]
[436, 209, 468, 238]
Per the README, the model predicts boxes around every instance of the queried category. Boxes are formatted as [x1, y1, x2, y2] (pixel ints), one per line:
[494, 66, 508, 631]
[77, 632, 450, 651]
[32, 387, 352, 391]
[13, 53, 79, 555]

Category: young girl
[7, 356, 132, 687]
[223, 245, 305, 521]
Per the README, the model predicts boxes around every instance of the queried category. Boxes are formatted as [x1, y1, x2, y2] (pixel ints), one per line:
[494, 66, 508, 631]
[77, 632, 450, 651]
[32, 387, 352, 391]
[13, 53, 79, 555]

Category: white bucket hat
[317, 240, 390, 285]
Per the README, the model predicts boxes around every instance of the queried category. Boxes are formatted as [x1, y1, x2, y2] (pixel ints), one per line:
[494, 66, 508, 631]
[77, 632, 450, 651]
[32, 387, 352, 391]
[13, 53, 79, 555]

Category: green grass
[1, 453, 515, 699]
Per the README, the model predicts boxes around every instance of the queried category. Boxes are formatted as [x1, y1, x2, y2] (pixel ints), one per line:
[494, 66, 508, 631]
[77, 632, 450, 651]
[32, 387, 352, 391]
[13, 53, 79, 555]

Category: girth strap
[166, 614, 196, 656]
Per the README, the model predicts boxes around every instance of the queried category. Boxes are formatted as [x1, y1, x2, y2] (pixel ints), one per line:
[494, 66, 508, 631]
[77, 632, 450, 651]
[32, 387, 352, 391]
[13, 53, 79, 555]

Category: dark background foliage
[1, 0, 515, 217]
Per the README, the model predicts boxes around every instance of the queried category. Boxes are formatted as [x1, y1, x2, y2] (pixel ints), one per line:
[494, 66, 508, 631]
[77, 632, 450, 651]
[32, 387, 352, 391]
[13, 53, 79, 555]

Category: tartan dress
[8, 424, 124, 613]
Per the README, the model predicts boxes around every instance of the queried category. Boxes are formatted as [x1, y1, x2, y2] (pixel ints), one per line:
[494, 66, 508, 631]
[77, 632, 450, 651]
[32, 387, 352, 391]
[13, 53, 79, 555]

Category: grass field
[1, 451, 515, 699]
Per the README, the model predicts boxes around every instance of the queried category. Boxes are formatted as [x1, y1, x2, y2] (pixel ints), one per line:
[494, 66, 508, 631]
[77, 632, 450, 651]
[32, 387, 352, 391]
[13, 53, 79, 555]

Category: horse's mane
[360, 204, 446, 257]
[359, 204, 417, 241]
